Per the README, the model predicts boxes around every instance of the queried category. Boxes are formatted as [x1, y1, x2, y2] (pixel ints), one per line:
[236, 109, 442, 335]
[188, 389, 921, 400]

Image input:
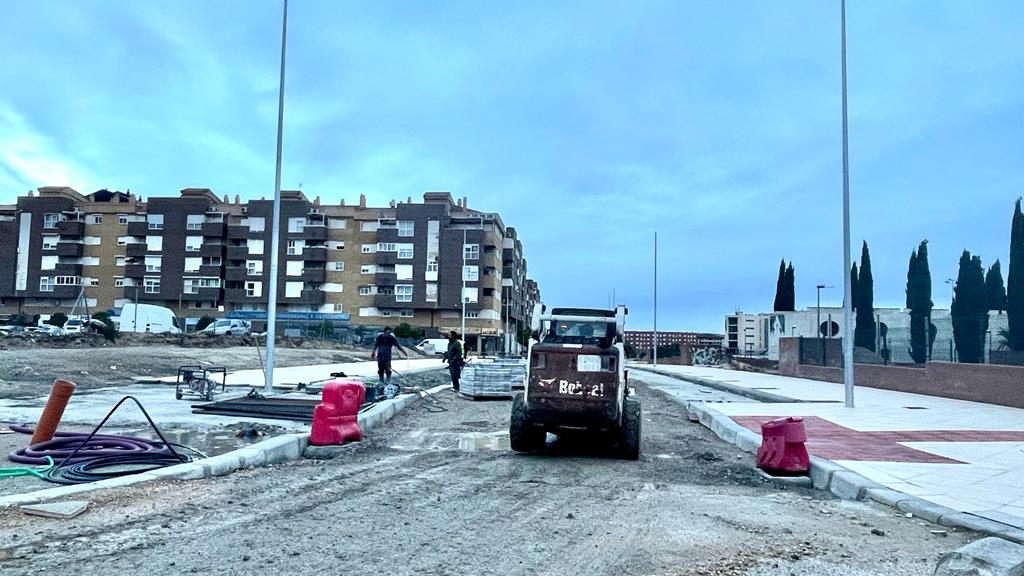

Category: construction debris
[20, 501, 90, 519]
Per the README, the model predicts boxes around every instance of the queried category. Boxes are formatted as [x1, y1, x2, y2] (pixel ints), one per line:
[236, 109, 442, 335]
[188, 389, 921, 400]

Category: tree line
[773, 198, 1024, 364]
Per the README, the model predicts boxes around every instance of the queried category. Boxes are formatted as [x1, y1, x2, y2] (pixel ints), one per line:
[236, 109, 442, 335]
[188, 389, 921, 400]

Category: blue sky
[2, 1, 1022, 332]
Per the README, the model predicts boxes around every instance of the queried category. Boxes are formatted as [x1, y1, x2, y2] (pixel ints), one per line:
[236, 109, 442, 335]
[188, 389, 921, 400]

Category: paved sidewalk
[637, 364, 1024, 531]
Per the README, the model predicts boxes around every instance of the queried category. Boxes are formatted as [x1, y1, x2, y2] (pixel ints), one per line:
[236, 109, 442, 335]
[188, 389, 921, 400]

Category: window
[426, 261, 438, 281]
[359, 286, 374, 296]
[462, 286, 479, 304]
[114, 278, 128, 287]
[117, 236, 132, 246]
[42, 235, 59, 250]
[328, 218, 347, 229]
[115, 256, 127, 267]
[333, 303, 344, 312]
[327, 241, 345, 250]
[466, 311, 480, 319]
[246, 260, 263, 276]
[186, 215, 204, 230]
[360, 221, 379, 232]
[463, 266, 479, 281]
[397, 244, 413, 259]
[247, 239, 264, 255]
[286, 261, 304, 276]
[398, 221, 414, 237]
[245, 281, 262, 298]
[288, 217, 306, 233]
[87, 214, 102, 225]
[144, 277, 161, 294]
[247, 217, 265, 232]
[464, 244, 479, 260]
[40, 255, 58, 270]
[84, 236, 101, 246]
[322, 283, 343, 293]
[396, 285, 413, 302]
[118, 214, 129, 225]
[146, 235, 163, 252]
[400, 309, 414, 317]
[426, 283, 438, 303]
[184, 258, 202, 273]
[184, 278, 221, 294]
[145, 256, 162, 273]
[381, 310, 393, 318]
[147, 214, 164, 230]
[202, 256, 222, 266]
[185, 236, 202, 252]
[396, 264, 413, 280]
[285, 282, 303, 298]
[361, 244, 375, 254]
[361, 265, 375, 274]
[39, 277, 54, 292]
[43, 214, 60, 229]
[287, 240, 304, 255]
[377, 242, 396, 252]
[332, 261, 345, 271]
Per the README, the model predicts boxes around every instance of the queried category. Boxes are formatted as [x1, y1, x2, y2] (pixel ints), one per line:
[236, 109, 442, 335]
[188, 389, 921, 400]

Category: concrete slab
[935, 537, 1024, 576]
[20, 500, 89, 519]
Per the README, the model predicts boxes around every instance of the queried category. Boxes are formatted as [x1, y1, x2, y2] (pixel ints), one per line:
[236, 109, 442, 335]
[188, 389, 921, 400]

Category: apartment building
[624, 331, 724, 353]
[0, 187, 541, 351]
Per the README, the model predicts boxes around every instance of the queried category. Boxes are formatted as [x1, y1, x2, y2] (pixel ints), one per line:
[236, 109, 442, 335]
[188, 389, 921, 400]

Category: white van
[115, 304, 181, 334]
[415, 338, 449, 355]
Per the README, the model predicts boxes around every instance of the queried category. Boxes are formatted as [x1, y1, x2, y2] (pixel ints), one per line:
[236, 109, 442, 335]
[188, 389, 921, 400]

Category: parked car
[200, 319, 250, 336]
[62, 319, 84, 334]
[415, 338, 449, 355]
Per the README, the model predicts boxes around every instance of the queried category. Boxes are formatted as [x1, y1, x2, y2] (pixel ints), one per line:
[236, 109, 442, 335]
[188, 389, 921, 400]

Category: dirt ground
[0, 343, 374, 398]
[0, 378, 972, 575]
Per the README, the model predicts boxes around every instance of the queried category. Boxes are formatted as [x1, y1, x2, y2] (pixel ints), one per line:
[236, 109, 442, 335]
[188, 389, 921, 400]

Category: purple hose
[8, 424, 177, 465]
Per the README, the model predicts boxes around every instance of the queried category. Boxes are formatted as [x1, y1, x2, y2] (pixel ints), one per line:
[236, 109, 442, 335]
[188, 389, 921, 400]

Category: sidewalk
[638, 364, 1024, 531]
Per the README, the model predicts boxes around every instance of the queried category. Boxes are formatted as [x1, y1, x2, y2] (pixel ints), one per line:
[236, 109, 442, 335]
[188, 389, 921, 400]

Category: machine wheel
[620, 396, 641, 460]
[509, 393, 544, 453]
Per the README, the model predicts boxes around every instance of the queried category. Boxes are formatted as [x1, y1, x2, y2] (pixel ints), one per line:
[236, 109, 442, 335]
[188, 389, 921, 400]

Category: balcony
[125, 243, 148, 258]
[226, 246, 251, 261]
[202, 222, 226, 237]
[480, 273, 502, 290]
[126, 221, 149, 237]
[56, 242, 84, 257]
[304, 246, 328, 262]
[375, 252, 397, 266]
[225, 267, 247, 282]
[200, 244, 224, 258]
[374, 272, 396, 286]
[303, 226, 328, 241]
[54, 263, 83, 276]
[124, 264, 146, 279]
[56, 220, 85, 236]
[302, 268, 327, 283]
[51, 285, 81, 299]
[199, 264, 223, 277]
[374, 294, 399, 308]
[224, 288, 251, 302]
[227, 225, 250, 240]
[299, 289, 326, 305]
[182, 287, 222, 301]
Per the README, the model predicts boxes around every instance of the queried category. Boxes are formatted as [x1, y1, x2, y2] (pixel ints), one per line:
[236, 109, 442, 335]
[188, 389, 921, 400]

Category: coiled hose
[9, 396, 206, 484]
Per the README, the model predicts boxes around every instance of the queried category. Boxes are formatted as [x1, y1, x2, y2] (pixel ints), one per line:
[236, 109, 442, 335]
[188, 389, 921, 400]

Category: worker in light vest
[443, 330, 465, 391]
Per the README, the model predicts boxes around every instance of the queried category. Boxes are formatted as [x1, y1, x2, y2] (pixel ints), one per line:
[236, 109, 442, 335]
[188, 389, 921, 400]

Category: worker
[370, 326, 407, 398]
[443, 330, 465, 391]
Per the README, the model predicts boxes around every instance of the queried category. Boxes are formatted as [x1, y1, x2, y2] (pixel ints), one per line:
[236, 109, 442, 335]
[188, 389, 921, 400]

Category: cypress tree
[906, 240, 932, 364]
[951, 251, 988, 363]
[986, 260, 1007, 313]
[784, 262, 796, 311]
[850, 263, 859, 312]
[773, 259, 786, 312]
[854, 241, 876, 351]
[1008, 199, 1024, 350]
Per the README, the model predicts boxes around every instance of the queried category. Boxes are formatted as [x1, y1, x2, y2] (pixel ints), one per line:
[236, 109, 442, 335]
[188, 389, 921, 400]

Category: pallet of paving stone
[458, 363, 521, 399]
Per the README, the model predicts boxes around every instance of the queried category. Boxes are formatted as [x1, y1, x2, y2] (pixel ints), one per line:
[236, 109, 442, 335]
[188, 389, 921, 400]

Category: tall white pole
[841, 0, 855, 408]
[264, 0, 288, 395]
[653, 231, 658, 367]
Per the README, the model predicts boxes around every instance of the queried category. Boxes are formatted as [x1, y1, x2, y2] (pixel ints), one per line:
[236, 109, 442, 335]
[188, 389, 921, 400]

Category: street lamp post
[816, 284, 831, 364]
[653, 231, 658, 367]
[840, 0, 855, 408]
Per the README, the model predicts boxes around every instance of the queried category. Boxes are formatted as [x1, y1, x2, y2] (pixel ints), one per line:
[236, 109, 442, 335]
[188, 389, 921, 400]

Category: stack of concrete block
[459, 359, 527, 398]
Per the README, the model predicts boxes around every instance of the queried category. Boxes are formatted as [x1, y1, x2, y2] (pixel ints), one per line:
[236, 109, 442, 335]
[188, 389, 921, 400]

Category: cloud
[0, 103, 97, 194]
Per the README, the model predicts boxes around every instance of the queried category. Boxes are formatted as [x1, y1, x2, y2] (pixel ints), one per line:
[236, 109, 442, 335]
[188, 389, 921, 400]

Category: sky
[2, 1, 1023, 332]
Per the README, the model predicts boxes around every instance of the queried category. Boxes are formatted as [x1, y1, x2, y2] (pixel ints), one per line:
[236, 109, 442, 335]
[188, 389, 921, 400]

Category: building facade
[624, 330, 724, 353]
[0, 187, 541, 352]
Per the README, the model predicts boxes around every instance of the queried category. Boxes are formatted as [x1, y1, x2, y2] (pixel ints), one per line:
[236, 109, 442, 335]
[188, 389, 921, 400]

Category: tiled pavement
[635, 364, 1024, 530]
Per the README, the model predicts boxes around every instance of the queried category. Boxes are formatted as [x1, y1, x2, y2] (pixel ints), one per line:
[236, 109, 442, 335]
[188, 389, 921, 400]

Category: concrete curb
[632, 366, 801, 404]
[0, 383, 450, 512]
[686, 400, 1024, 544]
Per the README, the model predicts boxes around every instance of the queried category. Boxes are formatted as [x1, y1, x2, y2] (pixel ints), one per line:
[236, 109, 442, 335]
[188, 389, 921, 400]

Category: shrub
[46, 312, 68, 328]
[195, 316, 216, 332]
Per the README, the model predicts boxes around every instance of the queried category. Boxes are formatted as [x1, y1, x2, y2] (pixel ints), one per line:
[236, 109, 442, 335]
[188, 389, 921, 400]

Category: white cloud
[0, 102, 96, 196]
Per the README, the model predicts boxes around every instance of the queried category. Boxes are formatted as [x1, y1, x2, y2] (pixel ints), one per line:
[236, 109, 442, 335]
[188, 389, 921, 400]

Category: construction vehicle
[509, 304, 640, 459]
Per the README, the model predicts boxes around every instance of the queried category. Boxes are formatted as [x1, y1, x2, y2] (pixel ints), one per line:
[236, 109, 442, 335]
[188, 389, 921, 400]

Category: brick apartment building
[0, 187, 541, 353]
[624, 330, 724, 353]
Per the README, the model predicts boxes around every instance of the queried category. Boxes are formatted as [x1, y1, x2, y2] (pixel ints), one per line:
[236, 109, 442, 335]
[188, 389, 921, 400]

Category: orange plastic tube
[30, 379, 76, 445]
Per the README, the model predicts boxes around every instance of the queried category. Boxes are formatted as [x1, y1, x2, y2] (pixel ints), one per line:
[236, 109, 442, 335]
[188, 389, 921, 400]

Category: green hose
[0, 456, 54, 479]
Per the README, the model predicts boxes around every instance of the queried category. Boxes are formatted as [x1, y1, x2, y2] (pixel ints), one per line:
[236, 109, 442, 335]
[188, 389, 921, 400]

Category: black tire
[620, 396, 641, 460]
[175, 389, 183, 400]
[509, 392, 544, 453]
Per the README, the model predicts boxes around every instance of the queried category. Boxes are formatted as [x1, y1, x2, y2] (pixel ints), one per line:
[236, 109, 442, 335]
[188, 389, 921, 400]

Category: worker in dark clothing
[371, 327, 407, 398]
[442, 330, 465, 391]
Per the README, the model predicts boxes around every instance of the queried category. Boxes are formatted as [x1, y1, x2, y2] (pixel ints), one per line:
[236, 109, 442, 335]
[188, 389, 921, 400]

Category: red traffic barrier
[310, 380, 365, 446]
[756, 416, 810, 474]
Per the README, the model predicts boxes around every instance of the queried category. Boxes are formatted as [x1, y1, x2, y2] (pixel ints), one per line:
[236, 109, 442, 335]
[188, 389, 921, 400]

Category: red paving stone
[731, 416, 1024, 464]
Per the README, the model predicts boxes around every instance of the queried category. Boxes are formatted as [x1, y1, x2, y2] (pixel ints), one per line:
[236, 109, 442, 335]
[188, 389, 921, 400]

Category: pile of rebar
[459, 359, 527, 399]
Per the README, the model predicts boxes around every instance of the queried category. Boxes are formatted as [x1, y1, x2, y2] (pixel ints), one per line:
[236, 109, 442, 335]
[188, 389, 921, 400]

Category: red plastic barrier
[310, 380, 365, 446]
[756, 416, 810, 474]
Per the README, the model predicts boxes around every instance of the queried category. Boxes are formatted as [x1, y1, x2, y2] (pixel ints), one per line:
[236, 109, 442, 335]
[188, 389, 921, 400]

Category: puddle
[457, 432, 511, 451]
[120, 424, 293, 458]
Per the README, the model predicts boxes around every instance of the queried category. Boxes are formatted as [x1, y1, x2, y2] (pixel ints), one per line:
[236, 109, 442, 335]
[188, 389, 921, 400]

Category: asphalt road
[0, 379, 971, 575]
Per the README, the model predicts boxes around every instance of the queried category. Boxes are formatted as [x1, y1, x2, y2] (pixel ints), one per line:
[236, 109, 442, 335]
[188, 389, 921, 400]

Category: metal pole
[264, 0, 288, 395]
[653, 231, 658, 367]
[460, 227, 467, 342]
[134, 285, 138, 331]
[817, 286, 822, 364]
[840, 0, 855, 408]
